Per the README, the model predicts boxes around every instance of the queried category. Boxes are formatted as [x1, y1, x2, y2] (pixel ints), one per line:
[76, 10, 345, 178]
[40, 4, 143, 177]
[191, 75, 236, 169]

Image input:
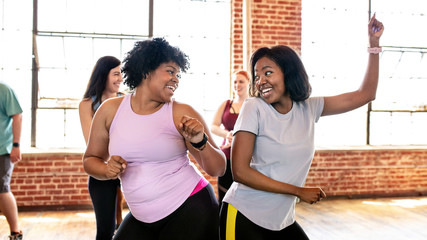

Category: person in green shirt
[0, 82, 23, 240]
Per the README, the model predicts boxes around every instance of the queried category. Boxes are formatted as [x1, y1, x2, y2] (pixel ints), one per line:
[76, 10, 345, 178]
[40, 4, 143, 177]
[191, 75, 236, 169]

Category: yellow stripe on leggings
[226, 204, 238, 240]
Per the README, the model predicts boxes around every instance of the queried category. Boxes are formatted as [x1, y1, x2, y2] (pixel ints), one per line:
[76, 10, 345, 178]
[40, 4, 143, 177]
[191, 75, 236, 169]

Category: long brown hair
[83, 56, 121, 110]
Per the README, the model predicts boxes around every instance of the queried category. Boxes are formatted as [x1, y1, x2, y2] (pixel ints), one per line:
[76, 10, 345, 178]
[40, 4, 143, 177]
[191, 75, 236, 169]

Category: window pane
[64, 37, 94, 69]
[93, 38, 121, 61]
[374, 78, 427, 111]
[154, 0, 230, 37]
[38, 0, 67, 31]
[315, 108, 368, 146]
[36, 109, 85, 149]
[370, 112, 427, 145]
[0, 30, 32, 69]
[64, 109, 85, 148]
[37, 36, 66, 68]
[36, 109, 66, 149]
[372, 0, 427, 47]
[38, 68, 92, 101]
[118, 0, 150, 35]
[2, 0, 32, 31]
[302, 0, 367, 146]
[38, 0, 149, 35]
[38, 37, 129, 103]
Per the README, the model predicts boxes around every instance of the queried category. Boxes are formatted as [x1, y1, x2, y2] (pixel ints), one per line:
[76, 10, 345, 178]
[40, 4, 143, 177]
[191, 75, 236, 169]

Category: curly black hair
[250, 45, 311, 102]
[122, 38, 190, 90]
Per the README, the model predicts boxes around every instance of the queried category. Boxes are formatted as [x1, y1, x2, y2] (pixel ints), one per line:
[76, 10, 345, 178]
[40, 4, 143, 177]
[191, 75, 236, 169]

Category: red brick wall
[231, 0, 302, 71]
[11, 149, 427, 208]
[306, 149, 427, 198]
[251, 0, 302, 51]
[231, 0, 245, 72]
[11, 153, 91, 208]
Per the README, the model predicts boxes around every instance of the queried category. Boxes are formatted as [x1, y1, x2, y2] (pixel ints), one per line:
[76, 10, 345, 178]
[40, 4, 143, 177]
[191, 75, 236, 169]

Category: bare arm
[322, 14, 384, 116]
[78, 98, 93, 144]
[83, 99, 127, 180]
[211, 100, 229, 138]
[174, 102, 226, 177]
[232, 131, 325, 203]
[10, 113, 22, 163]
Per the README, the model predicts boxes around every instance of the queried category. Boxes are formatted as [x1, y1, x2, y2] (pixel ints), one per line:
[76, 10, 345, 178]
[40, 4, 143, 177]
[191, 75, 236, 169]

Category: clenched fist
[105, 155, 127, 179]
[179, 115, 204, 144]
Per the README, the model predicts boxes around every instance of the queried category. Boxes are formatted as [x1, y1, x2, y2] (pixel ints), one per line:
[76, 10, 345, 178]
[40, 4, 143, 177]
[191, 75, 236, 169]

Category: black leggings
[220, 202, 309, 240]
[113, 184, 219, 240]
[88, 176, 120, 240]
[217, 158, 232, 202]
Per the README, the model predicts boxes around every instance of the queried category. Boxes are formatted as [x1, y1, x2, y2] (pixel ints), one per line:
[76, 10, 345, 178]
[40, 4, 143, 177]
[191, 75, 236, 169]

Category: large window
[35, 0, 152, 148]
[302, 0, 427, 146]
[369, 0, 427, 145]
[1, 0, 230, 149]
[0, 0, 33, 148]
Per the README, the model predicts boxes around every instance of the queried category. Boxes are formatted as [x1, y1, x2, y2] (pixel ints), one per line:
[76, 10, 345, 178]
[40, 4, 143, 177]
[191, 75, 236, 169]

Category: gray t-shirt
[223, 96, 324, 230]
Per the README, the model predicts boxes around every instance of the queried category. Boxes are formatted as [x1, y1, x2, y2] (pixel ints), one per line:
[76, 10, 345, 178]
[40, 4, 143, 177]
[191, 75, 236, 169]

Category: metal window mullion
[366, 0, 372, 145]
[149, 0, 153, 38]
[31, 0, 38, 147]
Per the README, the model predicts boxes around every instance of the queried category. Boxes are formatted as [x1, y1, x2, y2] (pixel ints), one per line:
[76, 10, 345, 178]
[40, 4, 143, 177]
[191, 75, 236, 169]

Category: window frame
[30, 0, 154, 147]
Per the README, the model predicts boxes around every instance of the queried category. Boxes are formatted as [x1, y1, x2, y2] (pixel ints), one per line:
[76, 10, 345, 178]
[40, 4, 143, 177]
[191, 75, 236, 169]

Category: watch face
[13, 142, 19, 147]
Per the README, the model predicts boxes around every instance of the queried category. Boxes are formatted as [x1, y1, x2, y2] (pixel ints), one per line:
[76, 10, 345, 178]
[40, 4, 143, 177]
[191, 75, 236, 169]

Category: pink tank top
[109, 94, 203, 223]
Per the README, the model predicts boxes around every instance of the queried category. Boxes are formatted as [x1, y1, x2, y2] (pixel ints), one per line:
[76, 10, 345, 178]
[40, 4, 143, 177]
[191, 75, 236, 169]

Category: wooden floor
[1, 196, 426, 240]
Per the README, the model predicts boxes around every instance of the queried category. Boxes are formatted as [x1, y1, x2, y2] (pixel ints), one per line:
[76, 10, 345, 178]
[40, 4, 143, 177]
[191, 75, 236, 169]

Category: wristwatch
[12, 142, 20, 147]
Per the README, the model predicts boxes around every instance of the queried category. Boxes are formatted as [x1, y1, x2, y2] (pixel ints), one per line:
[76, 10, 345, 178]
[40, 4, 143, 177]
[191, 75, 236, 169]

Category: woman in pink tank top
[211, 70, 250, 202]
[83, 38, 226, 240]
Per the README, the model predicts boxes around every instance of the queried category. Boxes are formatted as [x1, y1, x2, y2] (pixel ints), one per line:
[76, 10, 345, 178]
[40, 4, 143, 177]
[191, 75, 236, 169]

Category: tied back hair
[249, 45, 311, 102]
[122, 37, 190, 90]
[83, 56, 121, 111]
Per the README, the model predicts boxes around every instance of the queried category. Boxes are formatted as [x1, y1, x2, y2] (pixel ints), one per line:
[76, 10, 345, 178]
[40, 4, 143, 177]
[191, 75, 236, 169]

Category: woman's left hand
[179, 115, 204, 144]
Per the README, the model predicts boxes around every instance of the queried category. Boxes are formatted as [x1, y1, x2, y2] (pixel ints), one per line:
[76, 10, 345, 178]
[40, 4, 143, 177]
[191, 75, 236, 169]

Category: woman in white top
[220, 15, 384, 240]
[211, 70, 250, 202]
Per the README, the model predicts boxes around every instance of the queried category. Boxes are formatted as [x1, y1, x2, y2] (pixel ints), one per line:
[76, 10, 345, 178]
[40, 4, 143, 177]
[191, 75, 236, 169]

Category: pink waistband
[189, 178, 209, 196]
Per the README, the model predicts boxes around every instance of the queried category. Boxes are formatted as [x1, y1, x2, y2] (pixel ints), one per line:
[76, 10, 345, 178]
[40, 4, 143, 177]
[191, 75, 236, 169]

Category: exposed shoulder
[79, 97, 93, 111]
[95, 96, 124, 118]
[103, 95, 125, 107]
[220, 99, 230, 108]
[173, 100, 198, 117]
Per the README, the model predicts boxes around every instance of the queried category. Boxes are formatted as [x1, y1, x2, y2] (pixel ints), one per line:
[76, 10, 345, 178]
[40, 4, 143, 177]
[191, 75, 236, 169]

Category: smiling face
[146, 61, 181, 102]
[104, 65, 123, 94]
[254, 56, 288, 105]
[233, 73, 250, 98]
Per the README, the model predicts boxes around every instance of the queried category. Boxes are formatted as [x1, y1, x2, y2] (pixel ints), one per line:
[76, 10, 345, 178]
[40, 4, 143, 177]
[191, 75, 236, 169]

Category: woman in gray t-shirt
[220, 14, 384, 240]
